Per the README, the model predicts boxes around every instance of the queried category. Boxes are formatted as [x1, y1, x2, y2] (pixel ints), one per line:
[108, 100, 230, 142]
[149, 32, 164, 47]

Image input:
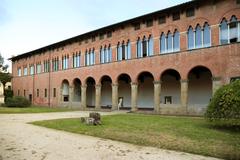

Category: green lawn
[31, 114, 240, 160]
[0, 106, 78, 114]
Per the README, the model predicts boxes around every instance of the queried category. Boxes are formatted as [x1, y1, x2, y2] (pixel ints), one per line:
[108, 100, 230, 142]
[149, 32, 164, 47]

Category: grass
[0, 106, 78, 114]
[31, 114, 240, 160]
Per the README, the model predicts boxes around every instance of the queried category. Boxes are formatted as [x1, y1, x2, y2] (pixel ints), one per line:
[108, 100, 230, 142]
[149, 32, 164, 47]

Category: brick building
[10, 0, 240, 115]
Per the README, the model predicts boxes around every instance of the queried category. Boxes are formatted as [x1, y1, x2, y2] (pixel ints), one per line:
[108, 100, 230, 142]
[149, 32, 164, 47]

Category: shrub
[4, 89, 13, 102]
[5, 96, 31, 108]
[205, 80, 240, 126]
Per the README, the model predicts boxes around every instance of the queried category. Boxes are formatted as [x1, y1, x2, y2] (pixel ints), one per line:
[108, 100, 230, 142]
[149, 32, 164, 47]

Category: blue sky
[0, 0, 190, 69]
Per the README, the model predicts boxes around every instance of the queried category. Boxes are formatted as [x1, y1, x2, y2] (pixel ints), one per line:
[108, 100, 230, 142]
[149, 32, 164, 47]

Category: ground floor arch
[100, 75, 112, 108]
[62, 79, 69, 102]
[188, 66, 212, 107]
[73, 78, 81, 102]
[137, 72, 154, 109]
[86, 77, 95, 108]
[161, 69, 181, 106]
[117, 74, 131, 109]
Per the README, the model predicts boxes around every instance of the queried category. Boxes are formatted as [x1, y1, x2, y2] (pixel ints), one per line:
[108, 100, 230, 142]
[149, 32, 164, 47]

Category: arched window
[167, 31, 172, 52]
[92, 48, 95, 65]
[173, 30, 180, 51]
[203, 23, 211, 47]
[148, 35, 154, 56]
[100, 47, 104, 64]
[142, 36, 147, 57]
[117, 42, 122, 61]
[126, 40, 131, 59]
[104, 45, 107, 63]
[220, 19, 228, 44]
[160, 33, 166, 53]
[137, 38, 142, 58]
[195, 24, 202, 48]
[229, 16, 238, 43]
[188, 26, 194, 49]
[122, 41, 126, 60]
[85, 50, 89, 66]
[108, 45, 112, 62]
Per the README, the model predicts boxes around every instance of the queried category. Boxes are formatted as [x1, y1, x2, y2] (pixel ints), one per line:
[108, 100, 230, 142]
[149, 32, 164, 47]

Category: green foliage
[5, 96, 31, 108]
[4, 89, 13, 102]
[0, 53, 9, 72]
[205, 80, 240, 126]
[0, 72, 12, 86]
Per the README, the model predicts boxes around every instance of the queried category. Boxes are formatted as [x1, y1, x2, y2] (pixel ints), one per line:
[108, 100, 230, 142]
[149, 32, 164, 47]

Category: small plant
[5, 96, 31, 108]
[205, 80, 240, 126]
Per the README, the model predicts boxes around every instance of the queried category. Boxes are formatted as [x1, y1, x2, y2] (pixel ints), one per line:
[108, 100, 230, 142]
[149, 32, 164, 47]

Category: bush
[205, 80, 240, 126]
[4, 89, 13, 102]
[5, 96, 31, 108]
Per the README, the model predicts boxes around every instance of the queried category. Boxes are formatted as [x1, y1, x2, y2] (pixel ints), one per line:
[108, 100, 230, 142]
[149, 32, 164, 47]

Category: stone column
[212, 77, 222, 96]
[153, 81, 161, 113]
[81, 85, 87, 110]
[181, 80, 188, 114]
[95, 84, 101, 110]
[131, 82, 138, 112]
[69, 86, 74, 108]
[112, 83, 118, 110]
[58, 87, 63, 106]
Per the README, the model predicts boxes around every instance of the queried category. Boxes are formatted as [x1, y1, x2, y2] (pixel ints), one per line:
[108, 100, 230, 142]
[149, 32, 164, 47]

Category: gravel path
[0, 111, 221, 160]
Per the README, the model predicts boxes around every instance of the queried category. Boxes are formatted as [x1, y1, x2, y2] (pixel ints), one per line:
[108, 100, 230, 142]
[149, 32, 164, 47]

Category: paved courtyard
[0, 111, 221, 160]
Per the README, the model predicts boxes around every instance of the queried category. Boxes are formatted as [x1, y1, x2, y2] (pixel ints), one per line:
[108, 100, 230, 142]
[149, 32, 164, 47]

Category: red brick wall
[11, 0, 240, 106]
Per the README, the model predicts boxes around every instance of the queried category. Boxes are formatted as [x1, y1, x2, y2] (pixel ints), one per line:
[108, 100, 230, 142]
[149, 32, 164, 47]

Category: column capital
[212, 76, 221, 81]
[112, 83, 119, 87]
[153, 81, 162, 84]
[81, 85, 87, 88]
[95, 84, 101, 88]
[131, 82, 138, 85]
[180, 79, 189, 83]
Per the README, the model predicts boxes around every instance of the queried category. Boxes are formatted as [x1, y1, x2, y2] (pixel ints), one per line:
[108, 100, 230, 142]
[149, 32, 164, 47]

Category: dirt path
[0, 111, 221, 160]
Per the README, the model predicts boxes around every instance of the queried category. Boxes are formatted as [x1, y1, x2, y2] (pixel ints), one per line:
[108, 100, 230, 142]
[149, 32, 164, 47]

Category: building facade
[10, 0, 240, 115]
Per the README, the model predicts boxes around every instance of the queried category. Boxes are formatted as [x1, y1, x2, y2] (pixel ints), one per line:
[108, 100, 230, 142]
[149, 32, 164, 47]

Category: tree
[0, 53, 9, 72]
[0, 53, 12, 96]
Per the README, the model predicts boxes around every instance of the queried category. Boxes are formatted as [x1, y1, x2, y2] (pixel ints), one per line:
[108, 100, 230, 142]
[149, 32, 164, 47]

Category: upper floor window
[229, 16, 238, 43]
[186, 8, 195, 17]
[62, 55, 69, 70]
[30, 65, 34, 75]
[23, 67, 28, 76]
[134, 23, 140, 30]
[146, 19, 153, 27]
[91, 36, 96, 42]
[101, 45, 112, 63]
[158, 16, 166, 24]
[43, 60, 50, 72]
[36, 63, 41, 74]
[85, 48, 95, 66]
[188, 23, 211, 50]
[136, 35, 154, 58]
[17, 68, 21, 76]
[188, 26, 194, 49]
[117, 41, 131, 61]
[160, 30, 180, 54]
[195, 25, 202, 48]
[220, 16, 240, 44]
[99, 33, 104, 40]
[52, 57, 59, 72]
[203, 23, 211, 47]
[73, 52, 81, 68]
[172, 12, 180, 21]
[107, 32, 112, 38]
